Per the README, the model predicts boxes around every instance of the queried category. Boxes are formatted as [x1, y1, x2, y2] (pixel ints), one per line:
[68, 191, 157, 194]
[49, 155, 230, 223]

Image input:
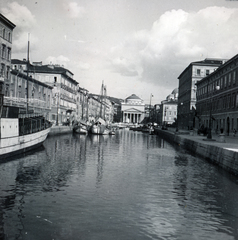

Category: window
[232, 93, 236, 108]
[228, 95, 231, 108]
[1, 64, 5, 77]
[224, 76, 227, 87]
[5, 87, 9, 97]
[7, 48, 11, 61]
[228, 73, 231, 86]
[2, 29, 5, 39]
[8, 32, 11, 42]
[233, 71, 236, 84]
[206, 70, 210, 76]
[10, 90, 13, 98]
[6, 66, 10, 80]
[1, 45, 6, 58]
[197, 69, 201, 76]
[18, 78, 22, 87]
[11, 75, 14, 84]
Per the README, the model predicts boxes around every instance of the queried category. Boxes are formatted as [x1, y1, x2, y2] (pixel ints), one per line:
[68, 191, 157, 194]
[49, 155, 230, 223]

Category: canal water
[1, 130, 238, 240]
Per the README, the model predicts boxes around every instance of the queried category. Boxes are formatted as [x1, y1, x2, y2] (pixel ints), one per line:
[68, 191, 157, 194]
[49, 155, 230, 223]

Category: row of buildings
[0, 12, 158, 126]
[150, 55, 238, 137]
[2, 12, 238, 135]
[0, 13, 118, 125]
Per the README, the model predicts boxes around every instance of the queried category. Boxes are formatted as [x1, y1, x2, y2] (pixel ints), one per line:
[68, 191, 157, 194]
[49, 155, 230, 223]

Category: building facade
[177, 58, 226, 130]
[12, 59, 78, 124]
[196, 54, 238, 135]
[0, 14, 15, 95]
[6, 69, 52, 117]
[121, 94, 145, 123]
[160, 88, 178, 126]
[88, 94, 114, 123]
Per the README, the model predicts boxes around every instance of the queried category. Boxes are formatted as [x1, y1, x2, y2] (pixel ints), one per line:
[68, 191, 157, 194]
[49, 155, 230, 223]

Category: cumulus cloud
[110, 57, 139, 77]
[1, 2, 37, 52]
[109, 6, 238, 89]
[45, 55, 70, 67]
[63, 2, 85, 18]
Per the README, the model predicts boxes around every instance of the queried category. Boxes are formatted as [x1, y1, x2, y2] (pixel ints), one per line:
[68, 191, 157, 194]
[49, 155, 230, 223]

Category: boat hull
[0, 127, 51, 159]
[91, 125, 110, 135]
[73, 126, 88, 134]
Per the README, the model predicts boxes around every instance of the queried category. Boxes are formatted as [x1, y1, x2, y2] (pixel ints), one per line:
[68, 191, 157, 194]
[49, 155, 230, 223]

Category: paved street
[166, 127, 238, 153]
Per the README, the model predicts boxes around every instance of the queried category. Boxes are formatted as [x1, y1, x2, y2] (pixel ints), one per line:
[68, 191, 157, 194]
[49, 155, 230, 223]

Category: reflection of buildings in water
[88, 134, 104, 145]
[146, 135, 163, 150]
[0, 157, 43, 239]
[96, 138, 104, 186]
[172, 155, 238, 237]
[173, 154, 188, 205]
[85, 134, 105, 186]
[72, 133, 87, 170]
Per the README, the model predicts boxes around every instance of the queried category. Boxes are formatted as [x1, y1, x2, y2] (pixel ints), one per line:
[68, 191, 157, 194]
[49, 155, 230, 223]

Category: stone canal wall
[154, 128, 238, 176]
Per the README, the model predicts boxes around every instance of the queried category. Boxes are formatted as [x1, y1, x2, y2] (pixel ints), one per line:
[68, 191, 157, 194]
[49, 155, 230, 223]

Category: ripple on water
[0, 132, 238, 240]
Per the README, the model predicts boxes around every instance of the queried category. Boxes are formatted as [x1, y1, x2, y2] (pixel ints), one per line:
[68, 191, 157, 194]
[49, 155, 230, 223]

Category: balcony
[4, 96, 51, 110]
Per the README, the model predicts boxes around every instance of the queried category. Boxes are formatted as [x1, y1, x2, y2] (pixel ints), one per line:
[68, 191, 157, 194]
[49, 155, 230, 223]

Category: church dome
[125, 94, 143, 104]
[126, 94, 141, 100]
[171, 88, 178, 95]
[166, 94, 174, 101]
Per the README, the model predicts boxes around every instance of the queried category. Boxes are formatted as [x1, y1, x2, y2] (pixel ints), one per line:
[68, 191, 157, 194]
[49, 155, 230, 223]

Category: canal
[1, 130, 238, 240]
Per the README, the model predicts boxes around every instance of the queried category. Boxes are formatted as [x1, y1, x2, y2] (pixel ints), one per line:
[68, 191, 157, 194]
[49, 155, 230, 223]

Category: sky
[1, 0, 238, 104]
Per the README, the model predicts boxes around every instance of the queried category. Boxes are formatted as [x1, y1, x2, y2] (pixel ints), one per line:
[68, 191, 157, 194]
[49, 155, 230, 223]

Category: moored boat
[73, 120, 88, 134]
[89, 117, 111, 135]
[0, 103, 52, 159]
[109, 127, 116, 135]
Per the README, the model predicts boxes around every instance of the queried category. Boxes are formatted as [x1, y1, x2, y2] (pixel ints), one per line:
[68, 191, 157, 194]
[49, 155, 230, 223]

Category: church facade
[121, 94, 145, 123]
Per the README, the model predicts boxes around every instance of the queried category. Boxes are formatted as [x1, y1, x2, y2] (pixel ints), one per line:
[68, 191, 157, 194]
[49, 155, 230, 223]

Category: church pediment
[123, 108, 144, 113]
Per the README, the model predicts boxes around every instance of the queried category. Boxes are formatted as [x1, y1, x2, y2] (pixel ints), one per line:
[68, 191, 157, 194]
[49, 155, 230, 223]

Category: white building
[121, 94, 145, 123]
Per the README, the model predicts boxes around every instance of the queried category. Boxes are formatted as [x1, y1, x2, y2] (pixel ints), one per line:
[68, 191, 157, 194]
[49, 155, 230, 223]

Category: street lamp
[207, 85, 220, 140]
[52, 85, 59, 126]
[149, 93, 153, 121]
[164, 107, 166, 123]
[163, 106, 167, 126]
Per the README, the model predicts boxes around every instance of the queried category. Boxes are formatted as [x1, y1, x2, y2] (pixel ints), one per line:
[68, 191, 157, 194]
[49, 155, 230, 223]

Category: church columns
[122, 112, 142, 123]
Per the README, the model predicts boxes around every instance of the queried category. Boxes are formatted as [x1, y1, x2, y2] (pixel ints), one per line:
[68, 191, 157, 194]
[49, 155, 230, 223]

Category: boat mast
[26, 33, 30, 114]
[103, 84, 107, 120]
[100, 81, 104, 118]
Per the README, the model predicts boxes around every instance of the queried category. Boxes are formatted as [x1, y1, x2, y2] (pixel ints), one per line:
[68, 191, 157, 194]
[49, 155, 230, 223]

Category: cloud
[109, 7, 238, 89]
[63, 2, 85, 18]
[1, 2, 38, 52]
[45, 55, 70, 67]
[110, 57, 139, 77]
[77, 62, 91, 70]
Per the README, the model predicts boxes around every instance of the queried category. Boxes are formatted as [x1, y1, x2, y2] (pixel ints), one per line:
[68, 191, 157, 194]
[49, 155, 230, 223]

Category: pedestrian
[233, 128, 237, 137]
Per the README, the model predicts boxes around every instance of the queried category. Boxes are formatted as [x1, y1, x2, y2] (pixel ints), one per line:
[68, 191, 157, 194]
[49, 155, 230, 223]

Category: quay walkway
[154, 127, 238, 176]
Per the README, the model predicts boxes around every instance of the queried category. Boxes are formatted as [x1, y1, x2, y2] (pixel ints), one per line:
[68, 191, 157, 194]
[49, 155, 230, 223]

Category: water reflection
[1, 130, 238, 239]
[87, 134, 106, 185]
